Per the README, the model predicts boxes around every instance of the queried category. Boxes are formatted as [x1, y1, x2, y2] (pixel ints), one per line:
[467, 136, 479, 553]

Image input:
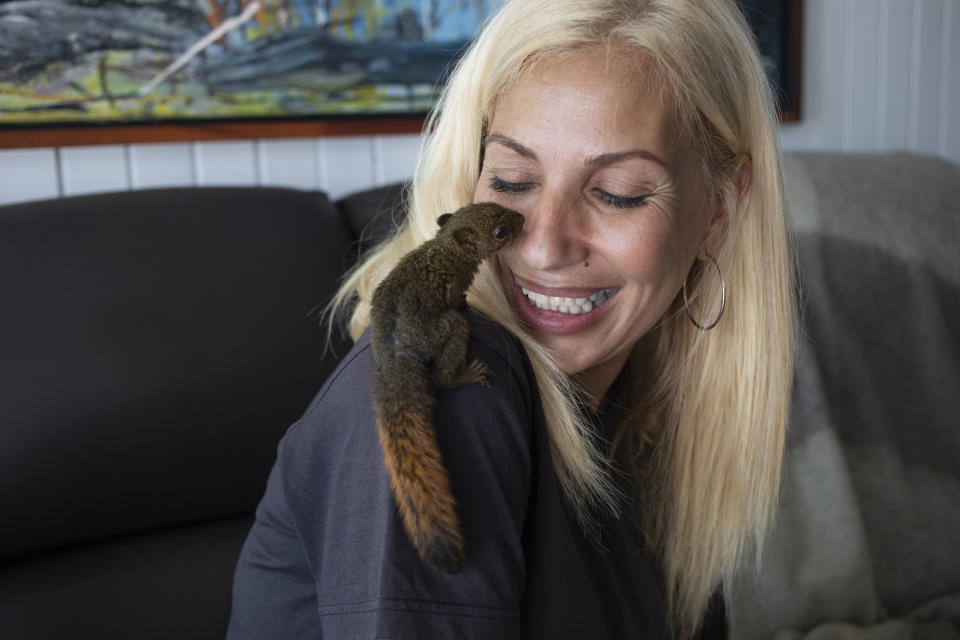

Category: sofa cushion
[0, 186, 353, 565]
[0, 515, 252, 639]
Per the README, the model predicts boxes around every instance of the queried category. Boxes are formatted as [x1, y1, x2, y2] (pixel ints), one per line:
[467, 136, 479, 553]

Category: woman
[228, 0, 794, 637]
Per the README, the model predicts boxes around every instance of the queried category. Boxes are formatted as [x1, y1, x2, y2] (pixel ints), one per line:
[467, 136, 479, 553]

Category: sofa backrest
[0, 186, 357, 638]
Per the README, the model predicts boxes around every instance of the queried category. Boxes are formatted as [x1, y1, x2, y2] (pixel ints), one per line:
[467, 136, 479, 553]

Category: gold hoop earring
[682, 252, 726, 331]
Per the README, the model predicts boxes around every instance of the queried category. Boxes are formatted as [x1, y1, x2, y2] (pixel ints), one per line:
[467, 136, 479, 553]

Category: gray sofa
[0, 183, 404, 639]
[0, 153, 957, 639]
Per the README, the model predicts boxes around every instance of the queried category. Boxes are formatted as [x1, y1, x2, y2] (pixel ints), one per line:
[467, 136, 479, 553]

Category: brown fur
[370, 202, 524, 572]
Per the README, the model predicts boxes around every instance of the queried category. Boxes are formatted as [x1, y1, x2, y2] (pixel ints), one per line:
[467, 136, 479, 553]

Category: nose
[513, 191, 589, 271]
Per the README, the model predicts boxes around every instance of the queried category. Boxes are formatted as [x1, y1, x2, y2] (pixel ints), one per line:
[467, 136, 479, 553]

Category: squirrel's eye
[493, 227, 506, 240]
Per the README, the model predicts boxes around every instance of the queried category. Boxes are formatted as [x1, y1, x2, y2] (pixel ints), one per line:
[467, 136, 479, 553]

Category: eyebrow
[484, 132, 670, 171]
[589, 149, 670, 171]
[484, 133, 538, 160]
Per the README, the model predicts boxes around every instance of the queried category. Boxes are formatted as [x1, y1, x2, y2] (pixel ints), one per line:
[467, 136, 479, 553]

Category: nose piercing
[583, 261, 589, 267]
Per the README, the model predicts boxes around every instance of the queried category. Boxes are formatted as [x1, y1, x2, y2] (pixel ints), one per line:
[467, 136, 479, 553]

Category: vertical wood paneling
[59, 145, 130, 196]
[0, 148, 60, 205]
[375, 134, 422, 185]
[875, 0, 890, 147]
[880, 0, 914, 150]
[320, 137, 376, 200]
[193, 140, 258, 186]
[808, 0, 848, 149]
[778, 0, 822, 151]
[846, 0, 881, 150]
[313, 139, 327, 196]
[912, 0, 945, 154]
[944, 0, 960, 163]
[258, 139, 321, 190]
[128, 143, 195, 190]
[777, 123, 808, 152]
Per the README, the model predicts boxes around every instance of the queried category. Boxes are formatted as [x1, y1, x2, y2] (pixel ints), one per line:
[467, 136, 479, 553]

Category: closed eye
[595, 189, 649, 209]
[490, 176, 535, 194]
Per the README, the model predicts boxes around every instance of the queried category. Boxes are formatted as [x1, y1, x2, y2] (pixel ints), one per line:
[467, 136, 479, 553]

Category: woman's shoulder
[280, 310, 538, 469]
[266, 313, 541, 633]
[301, 312, 532, 422]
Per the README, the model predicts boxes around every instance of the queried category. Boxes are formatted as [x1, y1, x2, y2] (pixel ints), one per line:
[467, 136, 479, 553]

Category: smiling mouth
[520, 286, 618, 315]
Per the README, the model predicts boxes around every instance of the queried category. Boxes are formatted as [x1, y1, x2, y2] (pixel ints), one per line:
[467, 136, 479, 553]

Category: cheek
[597, 216, 689, 282]
[472, 177, 497, 204]
[492, 245, 520, 281]
[471, 179, 485, 202]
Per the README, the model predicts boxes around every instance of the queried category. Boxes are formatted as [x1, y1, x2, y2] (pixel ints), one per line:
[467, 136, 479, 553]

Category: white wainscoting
[1, 0, 958, 207]
[0, 135, 422, 206]
[780, 0, 960, 157]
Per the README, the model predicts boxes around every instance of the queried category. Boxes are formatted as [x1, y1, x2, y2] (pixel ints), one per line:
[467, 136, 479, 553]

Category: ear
[437, 213, 453, 227]
[697, 156, 751, 260]
[453, 227, 478, 252]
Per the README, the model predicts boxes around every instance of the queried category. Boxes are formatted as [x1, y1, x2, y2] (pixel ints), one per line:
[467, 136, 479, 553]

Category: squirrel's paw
[466, 358, 494, 387]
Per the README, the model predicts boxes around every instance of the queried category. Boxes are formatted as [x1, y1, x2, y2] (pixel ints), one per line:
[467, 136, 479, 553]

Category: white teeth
[520, 286, 616, 315]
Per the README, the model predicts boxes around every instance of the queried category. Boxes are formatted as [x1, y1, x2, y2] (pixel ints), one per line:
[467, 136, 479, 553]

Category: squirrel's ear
[437, 213, 453, 227]
[453, 227, 478, 252]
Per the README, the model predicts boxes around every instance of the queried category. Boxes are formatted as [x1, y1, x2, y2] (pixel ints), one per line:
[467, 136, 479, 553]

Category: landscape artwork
[0, 0, 499, 126]
[737, 0, 803, 120]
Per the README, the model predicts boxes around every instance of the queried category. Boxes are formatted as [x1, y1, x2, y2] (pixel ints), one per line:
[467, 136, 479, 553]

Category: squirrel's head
[436, 203, 524, 257]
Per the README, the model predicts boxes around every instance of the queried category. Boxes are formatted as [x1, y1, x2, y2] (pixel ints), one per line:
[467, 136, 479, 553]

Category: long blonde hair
[329, 0, 794, 635]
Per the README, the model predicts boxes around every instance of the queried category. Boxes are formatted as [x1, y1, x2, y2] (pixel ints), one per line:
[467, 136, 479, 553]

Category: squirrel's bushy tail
[373, 365, 464, 572]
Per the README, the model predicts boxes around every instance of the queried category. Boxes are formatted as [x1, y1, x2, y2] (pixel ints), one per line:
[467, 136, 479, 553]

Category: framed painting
[0, 0, 801, 149]
[738, 0, 804, 122]
[0, 0, 498, 147]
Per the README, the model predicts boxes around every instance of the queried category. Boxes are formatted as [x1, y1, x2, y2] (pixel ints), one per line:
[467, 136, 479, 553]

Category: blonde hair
[330, 0, 794, 635]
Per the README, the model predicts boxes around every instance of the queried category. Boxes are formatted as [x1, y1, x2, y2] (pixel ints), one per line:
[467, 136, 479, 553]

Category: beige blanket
[729, 153, 960, 640]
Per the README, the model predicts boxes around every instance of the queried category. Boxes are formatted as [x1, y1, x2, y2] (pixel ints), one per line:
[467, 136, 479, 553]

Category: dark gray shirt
[228, 314, 678, 639]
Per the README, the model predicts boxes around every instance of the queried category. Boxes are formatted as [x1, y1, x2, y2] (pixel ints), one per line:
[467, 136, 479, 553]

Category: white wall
[0, 135, 424, 206]
[780, 0, 960, 157]
[1, 0, 958, 207]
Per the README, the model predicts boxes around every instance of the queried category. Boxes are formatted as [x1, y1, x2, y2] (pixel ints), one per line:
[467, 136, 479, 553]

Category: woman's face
[473, 47, 725, 400]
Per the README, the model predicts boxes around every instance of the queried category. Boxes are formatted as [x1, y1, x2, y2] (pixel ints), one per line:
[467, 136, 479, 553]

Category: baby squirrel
[370, 202, 524, 572]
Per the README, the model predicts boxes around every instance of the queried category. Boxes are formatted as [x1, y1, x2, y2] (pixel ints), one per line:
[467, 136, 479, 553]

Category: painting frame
[0, 115, 427, 149]
[0, 0, 484, 148]
[739, 0, 804, 122]
[0, 0, 802, 150]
